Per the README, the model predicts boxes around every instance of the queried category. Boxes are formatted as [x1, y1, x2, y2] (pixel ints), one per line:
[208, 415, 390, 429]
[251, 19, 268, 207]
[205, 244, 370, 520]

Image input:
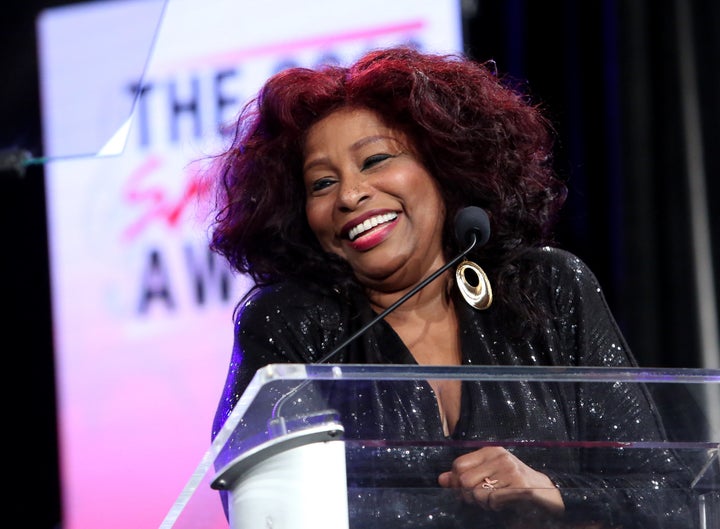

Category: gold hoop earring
[455, 259, 493, 310]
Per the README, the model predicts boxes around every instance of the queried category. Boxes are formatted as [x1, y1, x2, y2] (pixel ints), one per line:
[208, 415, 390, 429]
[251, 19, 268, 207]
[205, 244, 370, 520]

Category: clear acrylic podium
[161, 364, 720, 529]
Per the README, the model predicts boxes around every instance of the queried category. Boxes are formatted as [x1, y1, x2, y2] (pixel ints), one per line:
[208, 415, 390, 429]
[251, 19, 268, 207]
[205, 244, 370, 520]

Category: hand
[437, 446, 564, 516]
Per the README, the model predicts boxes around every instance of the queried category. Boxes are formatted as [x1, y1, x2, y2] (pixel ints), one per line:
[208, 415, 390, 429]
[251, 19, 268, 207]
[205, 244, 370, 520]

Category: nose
[336, 172, 371, 211]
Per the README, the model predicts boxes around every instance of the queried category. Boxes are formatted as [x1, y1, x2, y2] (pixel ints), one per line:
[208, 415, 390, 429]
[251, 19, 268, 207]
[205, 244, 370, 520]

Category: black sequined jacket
[212, 247, 697, 528]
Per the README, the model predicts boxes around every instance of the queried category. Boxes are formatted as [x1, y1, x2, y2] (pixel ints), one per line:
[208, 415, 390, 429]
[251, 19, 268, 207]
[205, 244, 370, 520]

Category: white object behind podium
[211, 420, 348, 529]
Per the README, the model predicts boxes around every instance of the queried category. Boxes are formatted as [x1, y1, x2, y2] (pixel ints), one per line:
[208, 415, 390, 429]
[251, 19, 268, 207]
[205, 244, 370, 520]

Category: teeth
[348, 212, 398, 241]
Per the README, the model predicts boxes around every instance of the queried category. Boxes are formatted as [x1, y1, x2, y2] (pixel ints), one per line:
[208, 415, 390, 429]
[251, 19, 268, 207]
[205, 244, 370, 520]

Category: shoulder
[520, 246, 600, 287]
[517, 246, 612, 318]
[236, 282, 349, 336]
[242, 281, 333, 307]
[521, 246, 589, 269]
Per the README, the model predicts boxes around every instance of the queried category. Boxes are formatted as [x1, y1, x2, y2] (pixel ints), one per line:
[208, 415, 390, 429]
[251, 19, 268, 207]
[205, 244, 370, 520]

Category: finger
[455, 464, 502, 492]
[467, 478, 497, 509]
[477, 479, 524, 512]
[437, 471, 451, 488]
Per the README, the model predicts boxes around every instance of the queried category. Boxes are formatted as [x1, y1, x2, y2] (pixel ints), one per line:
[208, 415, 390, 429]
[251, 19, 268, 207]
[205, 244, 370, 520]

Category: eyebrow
[303, 134, 397, 173]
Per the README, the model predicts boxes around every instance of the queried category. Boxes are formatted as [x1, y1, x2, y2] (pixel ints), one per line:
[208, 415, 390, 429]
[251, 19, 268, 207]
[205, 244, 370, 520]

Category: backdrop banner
[36, 1, 463, 528]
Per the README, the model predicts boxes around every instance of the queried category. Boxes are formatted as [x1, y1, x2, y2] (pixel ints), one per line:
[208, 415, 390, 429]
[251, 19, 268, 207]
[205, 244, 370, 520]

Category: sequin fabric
[212, 247, 698, 528]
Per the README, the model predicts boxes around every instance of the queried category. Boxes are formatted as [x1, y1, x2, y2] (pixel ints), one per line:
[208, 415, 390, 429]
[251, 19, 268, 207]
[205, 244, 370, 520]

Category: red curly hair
[209, 45, 567, 326]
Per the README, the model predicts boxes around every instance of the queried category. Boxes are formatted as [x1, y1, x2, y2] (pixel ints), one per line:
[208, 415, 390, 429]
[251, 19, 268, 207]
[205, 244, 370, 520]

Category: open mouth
[347, 212, 398, 241]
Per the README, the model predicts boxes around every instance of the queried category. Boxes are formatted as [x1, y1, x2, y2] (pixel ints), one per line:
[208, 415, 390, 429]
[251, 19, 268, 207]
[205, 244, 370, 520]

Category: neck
[367, 269, 454, 317]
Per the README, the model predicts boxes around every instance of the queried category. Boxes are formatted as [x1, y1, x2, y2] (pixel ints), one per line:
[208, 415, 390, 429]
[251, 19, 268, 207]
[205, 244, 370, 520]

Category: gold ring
[481, 477, 499, 490]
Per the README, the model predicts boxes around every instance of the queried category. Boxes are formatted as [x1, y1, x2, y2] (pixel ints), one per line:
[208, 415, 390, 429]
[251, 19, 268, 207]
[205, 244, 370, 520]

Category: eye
[361, 153, 393, 170]
[308, 176, 336, 193]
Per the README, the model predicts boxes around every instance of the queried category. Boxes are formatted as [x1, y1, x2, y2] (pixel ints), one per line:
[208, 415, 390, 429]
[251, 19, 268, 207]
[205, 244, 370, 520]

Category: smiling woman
[206, 46, 696, 528]
[302, 107, 446, 290]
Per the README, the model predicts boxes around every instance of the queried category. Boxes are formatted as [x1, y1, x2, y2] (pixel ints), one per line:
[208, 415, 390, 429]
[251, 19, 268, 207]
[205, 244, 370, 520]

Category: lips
[347, 212, 398, 241]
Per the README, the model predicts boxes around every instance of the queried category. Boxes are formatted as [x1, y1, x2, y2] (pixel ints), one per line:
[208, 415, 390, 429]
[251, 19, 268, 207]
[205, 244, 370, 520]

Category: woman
[208, 46, 694, 528]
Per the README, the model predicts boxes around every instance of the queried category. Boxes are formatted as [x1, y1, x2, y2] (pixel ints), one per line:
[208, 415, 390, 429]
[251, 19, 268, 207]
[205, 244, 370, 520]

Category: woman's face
[303, 107, 446, 292]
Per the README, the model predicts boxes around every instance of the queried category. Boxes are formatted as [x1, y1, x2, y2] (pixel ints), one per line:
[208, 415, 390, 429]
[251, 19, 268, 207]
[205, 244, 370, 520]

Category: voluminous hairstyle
[209, 45, 567, 330]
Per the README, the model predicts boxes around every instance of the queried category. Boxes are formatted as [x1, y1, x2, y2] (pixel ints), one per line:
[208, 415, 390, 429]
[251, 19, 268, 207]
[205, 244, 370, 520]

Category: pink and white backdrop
[37, 0, 463, 528]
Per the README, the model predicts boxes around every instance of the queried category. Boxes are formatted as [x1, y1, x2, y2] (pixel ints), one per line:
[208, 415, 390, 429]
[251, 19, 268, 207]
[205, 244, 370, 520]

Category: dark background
[2, 0, 719, 527]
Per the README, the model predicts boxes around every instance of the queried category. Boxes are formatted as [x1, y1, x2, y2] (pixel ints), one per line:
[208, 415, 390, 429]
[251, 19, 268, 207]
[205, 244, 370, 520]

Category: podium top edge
[254, 363, 720, 384]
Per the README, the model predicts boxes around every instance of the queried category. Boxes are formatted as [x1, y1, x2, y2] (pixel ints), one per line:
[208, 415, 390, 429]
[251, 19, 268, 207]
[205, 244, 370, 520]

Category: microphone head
[454, 206, 491, 247]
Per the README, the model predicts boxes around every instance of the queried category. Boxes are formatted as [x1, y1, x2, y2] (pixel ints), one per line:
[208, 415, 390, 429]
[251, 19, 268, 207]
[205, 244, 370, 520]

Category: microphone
[454, 205, 490, 248]
[269, 206, 491, 427]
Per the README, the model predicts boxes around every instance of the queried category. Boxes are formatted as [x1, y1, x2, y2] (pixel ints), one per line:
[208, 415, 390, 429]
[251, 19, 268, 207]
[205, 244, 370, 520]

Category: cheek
[305, 201, 334, 248]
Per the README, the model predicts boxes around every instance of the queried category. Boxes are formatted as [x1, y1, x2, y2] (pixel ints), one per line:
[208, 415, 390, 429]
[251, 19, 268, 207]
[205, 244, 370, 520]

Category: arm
[548, 248, 697, 528]
[438, 248, 697, 527]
